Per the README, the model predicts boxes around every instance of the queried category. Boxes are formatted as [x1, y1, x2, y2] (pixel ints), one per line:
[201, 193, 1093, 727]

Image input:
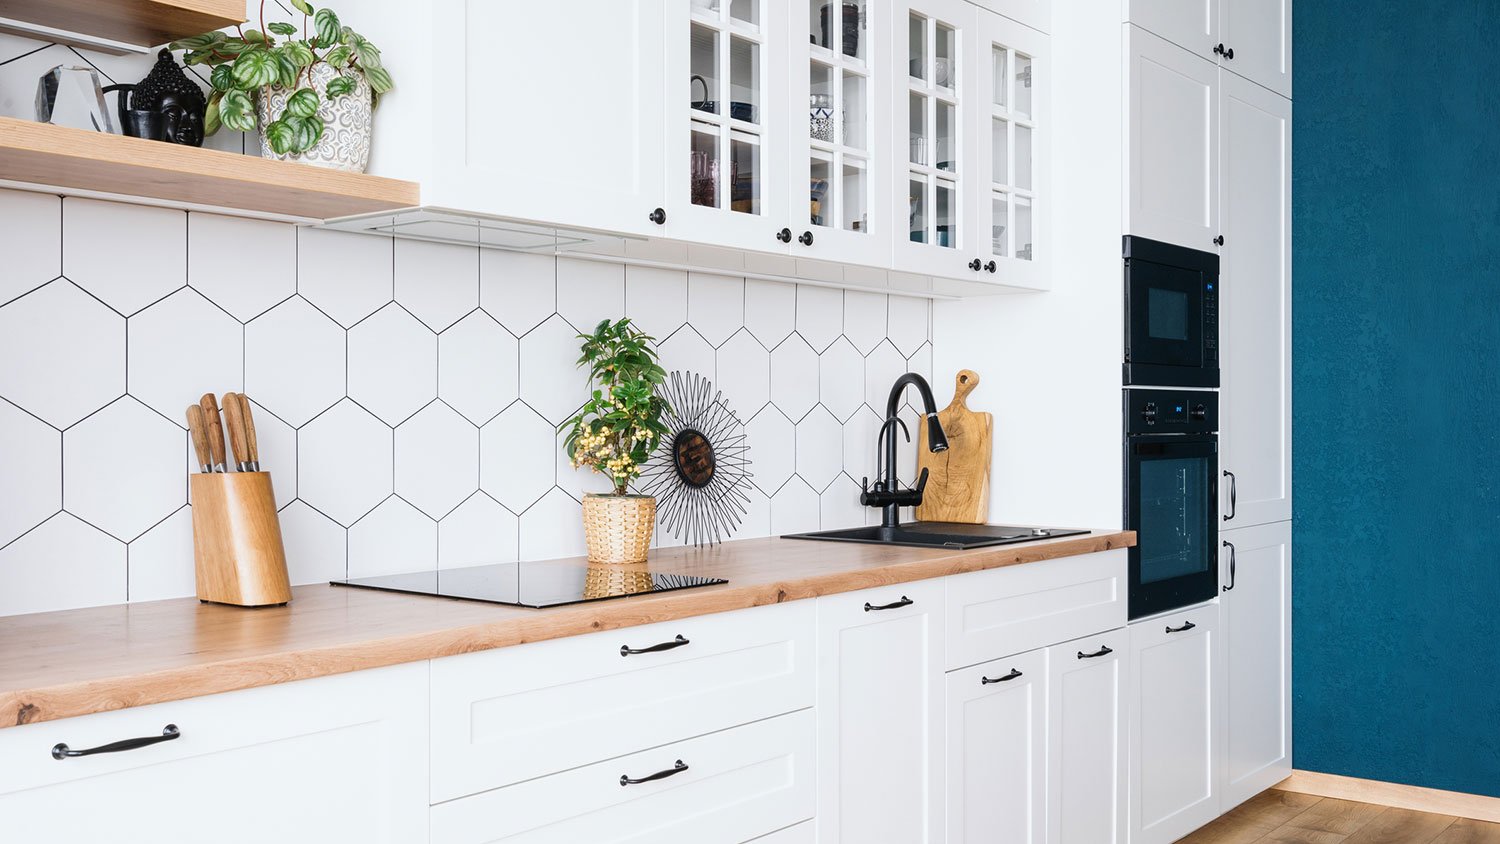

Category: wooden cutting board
[915, 370, 993, 524]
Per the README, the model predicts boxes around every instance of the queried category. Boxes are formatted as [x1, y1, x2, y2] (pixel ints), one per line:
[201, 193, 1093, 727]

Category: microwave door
[1127, 436, 1218, 618]
[1126, 260, 1205, 370]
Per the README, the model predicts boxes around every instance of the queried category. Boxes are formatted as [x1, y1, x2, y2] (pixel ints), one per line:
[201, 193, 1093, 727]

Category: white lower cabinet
[1127, 602, 1223, 844]
[0, 663, 428, 844]
[429, 709, 816, 844]
[1046, 628, 1128, 844]
[816, 579, 946, 844]
[945, 648, 1048, 844]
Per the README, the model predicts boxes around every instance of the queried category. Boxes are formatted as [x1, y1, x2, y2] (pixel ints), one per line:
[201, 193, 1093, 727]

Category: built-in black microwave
[1123, 236, 1219, 388]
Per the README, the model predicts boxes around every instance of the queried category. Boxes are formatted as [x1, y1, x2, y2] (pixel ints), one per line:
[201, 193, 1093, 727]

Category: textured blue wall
[1294, 0, 1500, 797]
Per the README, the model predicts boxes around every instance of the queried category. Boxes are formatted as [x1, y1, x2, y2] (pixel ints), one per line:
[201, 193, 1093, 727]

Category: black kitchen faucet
[860, 372, 948, 529]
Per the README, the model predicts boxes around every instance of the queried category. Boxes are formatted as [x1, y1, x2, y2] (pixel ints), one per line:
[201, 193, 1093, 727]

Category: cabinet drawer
[945, 550, 1126, 670]
[430, 600, 815, 802]
[430, 709, 816, 844]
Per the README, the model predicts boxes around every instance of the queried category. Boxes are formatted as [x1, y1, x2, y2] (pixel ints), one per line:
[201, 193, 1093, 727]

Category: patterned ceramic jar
[257, 61, 373, 173]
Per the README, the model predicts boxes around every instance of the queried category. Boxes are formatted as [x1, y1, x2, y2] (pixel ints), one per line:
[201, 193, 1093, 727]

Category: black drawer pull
[864, 596, 914, 612]
[980, 668, 1023, 684]
[620, 634, 690, 657]
[52, 724, 179, 760]
[620, 759, 689, 786]
[1077, 645, 1114, 660]
[1165, 620, 1197, 634]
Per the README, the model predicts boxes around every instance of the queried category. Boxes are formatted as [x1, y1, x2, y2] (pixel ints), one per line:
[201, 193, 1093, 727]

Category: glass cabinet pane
[691, 24, 719, 115]
[810, 1, 865, 60]
[1015, 123, 1033, 190]
[1015, 195, 1032, 260]
[730, 37, 760, 124]
[909, 177, 926, 243]
[908, 14, 926, 80]
[992, 46, 1007, 108]
[810, 154, 831, 226]
[810, 63, 835, 141]
[935, 23, 956, 90]
[936, 100, 956, 172]
[908, 92, 927, 165]
[691, 125, 720, 208]
[1014, 52, 1033, 119]
[842, 71, 867, 149]
[992, 118, 1009, 185]
[935, 181, 955, 248]
[992, 193, 1008, 256]
[730, 131, 760, 214]
[693, 0, 721, 16]
[843, 158, 867, 232]
[730, 0, 756, 26]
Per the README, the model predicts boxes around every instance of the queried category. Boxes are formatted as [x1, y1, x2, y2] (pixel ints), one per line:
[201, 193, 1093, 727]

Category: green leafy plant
[562, 319, 672, 496]
[170, 0, 393, 154]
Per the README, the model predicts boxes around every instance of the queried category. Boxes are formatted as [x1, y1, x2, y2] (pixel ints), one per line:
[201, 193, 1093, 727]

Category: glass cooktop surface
[331, 561, 727, 609]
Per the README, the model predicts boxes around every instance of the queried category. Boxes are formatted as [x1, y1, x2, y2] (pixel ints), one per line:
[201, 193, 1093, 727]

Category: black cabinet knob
[968, 258, 983, 271]
[776, 227, 792, 243]
[648, 207, 666, 225]
[984, 260, 997, 273]
[1213, 43, 1225, 56]
[1225, 46, 1234, 60]
[798, 230, 815, 246]
[1213, 235, 1225, 246]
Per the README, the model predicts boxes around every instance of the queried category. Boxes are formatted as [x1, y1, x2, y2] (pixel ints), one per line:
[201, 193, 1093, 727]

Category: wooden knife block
[189, 473, 292, 607]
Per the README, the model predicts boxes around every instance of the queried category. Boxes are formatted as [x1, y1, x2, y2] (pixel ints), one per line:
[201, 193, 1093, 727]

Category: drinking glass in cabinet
[992, 194, 1009, 256]
[842, 159, 867, 232]
[690, 125, 720, 208]
[810, 154, 831, 226]
[730, 131, 760, 215]
[810, 63, 835, 140]
[1014, 52, 1033, 119]
[1015, 124, 1033, 191]
[909, 177, 927, 243]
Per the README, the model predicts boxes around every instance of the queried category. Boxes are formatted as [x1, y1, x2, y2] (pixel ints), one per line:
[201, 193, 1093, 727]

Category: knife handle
[186, 405, 211, 472]
[222, 393, 248, 471]
[240, 395, 260, 469]
[200, 393, 226, 471]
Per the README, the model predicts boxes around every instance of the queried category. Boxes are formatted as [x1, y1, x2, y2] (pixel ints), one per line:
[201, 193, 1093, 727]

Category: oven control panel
[1125, 388, 1218, 435]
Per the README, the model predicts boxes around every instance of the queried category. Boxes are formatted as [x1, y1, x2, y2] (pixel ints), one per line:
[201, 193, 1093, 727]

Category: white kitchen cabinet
[1124, 25, 1220, 252]
[816, 579, 945, 843]
[1122, 0, 1219, 63]
[1219, 521, 1291, 810]
[0, 663, 428, 844]
[1046, 628, 1128, 844]
[945, 648, 1048, 844]
[1221, 0, 1292, 98]
[1127, 602, 1222, 844]
[1219, 71, 1291, 528]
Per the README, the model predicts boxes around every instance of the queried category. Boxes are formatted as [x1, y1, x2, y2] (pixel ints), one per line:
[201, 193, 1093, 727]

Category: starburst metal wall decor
[639, 371, 753, 547]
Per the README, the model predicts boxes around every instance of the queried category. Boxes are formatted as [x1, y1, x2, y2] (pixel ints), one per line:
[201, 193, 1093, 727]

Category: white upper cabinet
[1220, 71, 1291, 528]
[1123, 0, 1219, 63]
[1126, 0, 1292, 97]
[1125, 25, 1220, 251]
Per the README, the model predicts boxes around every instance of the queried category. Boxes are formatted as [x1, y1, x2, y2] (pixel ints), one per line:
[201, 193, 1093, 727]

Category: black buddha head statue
[127, 49, 208, 146]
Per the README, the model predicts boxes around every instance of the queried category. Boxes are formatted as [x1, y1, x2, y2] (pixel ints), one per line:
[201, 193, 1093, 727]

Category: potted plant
[170, 0, 392, 172]
[562, 319, 671, 565]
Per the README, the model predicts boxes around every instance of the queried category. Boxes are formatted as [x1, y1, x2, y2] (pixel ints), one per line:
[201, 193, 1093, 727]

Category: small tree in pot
[562, 319, 671, 564]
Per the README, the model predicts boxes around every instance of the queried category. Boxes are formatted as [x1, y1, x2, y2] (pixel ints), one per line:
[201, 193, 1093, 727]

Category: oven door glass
[1126, 259, 1205, 369]
[1127, 435, 1217, 618]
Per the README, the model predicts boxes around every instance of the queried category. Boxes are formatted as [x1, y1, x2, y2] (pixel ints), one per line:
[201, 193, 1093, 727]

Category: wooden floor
[1179, 789, 1500, 844]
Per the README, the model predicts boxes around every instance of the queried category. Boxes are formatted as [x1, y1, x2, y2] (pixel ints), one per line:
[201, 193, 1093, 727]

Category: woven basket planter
[581, 494, 656, 565]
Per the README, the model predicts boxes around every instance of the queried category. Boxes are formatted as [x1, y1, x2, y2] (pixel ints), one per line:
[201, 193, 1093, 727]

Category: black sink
[783, 522, 1089, 550]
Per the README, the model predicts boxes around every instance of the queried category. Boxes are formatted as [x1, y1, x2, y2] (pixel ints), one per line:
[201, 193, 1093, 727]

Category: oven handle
[1222, 470, 1237, 521]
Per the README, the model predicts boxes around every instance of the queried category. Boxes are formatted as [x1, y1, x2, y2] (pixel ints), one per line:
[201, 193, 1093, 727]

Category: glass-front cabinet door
[666, 0, 789, 250]
[787, 0, 888, 264]
[972, 11, 1048, 289]
[891, 0, 973, 277]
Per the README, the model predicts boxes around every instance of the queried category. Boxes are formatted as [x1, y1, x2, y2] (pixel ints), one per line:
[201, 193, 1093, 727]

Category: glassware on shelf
[810, 94, 835, 142]
[35, 66, 114, 133]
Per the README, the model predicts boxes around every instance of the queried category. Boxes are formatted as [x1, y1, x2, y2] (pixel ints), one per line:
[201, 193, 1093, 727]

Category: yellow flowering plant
[561, 318, 671, 496]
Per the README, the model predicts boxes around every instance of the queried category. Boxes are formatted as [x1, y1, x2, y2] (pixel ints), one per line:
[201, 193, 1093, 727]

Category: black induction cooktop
[331, 562, 727, 609]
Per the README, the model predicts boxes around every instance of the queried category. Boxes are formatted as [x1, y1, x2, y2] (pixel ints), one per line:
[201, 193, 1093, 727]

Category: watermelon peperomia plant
[169, 0, 393, 155]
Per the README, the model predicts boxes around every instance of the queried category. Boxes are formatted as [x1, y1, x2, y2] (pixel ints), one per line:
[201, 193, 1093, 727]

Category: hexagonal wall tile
[687, 272, 743, 346]
[348, 496, 435, 578]
[624, 266, 687, 339]
[0, 398, 60, 547]
[127, 506, 194, 602]
[64, 198, 184, 316]
[769, 334, 818, 422]
[888, 295, 930, 357]
[278, 499, 348, 585]
[187, 213, 294, 321]
[771, 476, 819, 535]
[439, 311, 517, 425]
[843, 291, 887, 354]
[0, 513, 124, 616]
[658, 325, 715, 384]
[745, 406, 794, 496]
[714, 329, 769, 418]
[245, 296, 345, 427]
[907, 343, 933, 388]
[820, 475, 866, 531]
[731, 487, 771, 540]
[556, 442, 615, 502]
[556, 258, 624, 333]
[519, 315, 589, 425]
[819, 337, 865, 422]
[348, 304, 437, 425]
[439, 492, 519, 569]
[796, 405, 844, 492]
[518, 487, 584, 561]
[0, 280, 124, 428]
[127, 288, 242, 419]
[795, 285, 842, 352]
[864, 340, 908, 411]
[298, 399, 393, 527]
[744, 279, 795, 348]
[64, 396, 185, 541]
[479, 402, 555, 512]
[297, 227, 392, 328]
[396, 238, 478, 332]
[395, 401, 478, 519]
[0, 188, 60, 305]
[843, 406, 882, 483]
[480, 249, 555, 335]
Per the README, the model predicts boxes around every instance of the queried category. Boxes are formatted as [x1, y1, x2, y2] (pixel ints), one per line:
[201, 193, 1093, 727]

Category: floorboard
[1175, 789, 1500, 844]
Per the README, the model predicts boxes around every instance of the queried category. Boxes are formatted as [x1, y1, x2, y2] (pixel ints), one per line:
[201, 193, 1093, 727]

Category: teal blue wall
[1294, 0, 1500, 797]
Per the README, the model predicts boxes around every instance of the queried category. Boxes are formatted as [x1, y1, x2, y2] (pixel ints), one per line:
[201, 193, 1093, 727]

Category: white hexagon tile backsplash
[0, 188, 931, 617]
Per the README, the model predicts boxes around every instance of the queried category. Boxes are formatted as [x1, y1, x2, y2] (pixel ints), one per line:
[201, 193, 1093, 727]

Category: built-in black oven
[1124, 388, 1219, 619]
[1123, 236, 1219, 388]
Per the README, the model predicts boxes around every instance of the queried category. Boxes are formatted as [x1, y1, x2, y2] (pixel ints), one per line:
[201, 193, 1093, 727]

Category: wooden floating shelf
[0, 117, 420, 220]
[0, 0, 244, 53]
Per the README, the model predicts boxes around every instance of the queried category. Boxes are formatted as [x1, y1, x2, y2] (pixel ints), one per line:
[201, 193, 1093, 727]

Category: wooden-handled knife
[199, 393, 226, 473]
[240, 395, 261, 472]
[186, 404, 212, 473]
[222, 393, 249, 472]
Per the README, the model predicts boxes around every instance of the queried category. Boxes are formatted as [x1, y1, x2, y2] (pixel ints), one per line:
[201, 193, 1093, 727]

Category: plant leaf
[278, 40, 315, 68]
[267, 21, 297, 36]
[169, 32, 222, 51]
[203, 92, 222, 134]
[362, 65, 393, 94]
[242, 28, 267, 44]
[351, 37, 381, 69]
[313, 7, 340, 46]
[219, 89, 256, 132]
[231, 48, 279, 88]
[323, 44, 352, 67]
[286, 114, 323, 152]
[274, 51, 299, 87]
[289, 0, 314, 14]
[264, 118, 296, 154]
[324, 74, 356, 98]
[208, 63, 234, 91]
[285, 87, 319, 118]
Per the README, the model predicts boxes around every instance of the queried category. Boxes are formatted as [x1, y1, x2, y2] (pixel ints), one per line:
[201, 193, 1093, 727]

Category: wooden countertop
[0, 530, 1133, 728]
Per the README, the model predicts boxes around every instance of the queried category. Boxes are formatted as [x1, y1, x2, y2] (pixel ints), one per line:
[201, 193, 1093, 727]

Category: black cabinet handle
[980, 668, 1023, 684]
[1213, 42, 1225, 56]
[620, 759, 689, 786]
[1223, 470, 1237, 521]
[776, 227, 792, 243]
[1077, 645, 1114, 660]
[620, 634, 689, 657]
[648, 207, 667, 225]
[1225, 46, 1234, 60]
[52, 724, 179, 760]
[1165, 620, 1197, 634]
[1213, 234, 1225, 246]
[984, 260, 997, 273]
[798, 230, 815, 246]
[968, 258, 983, 271]
[864, 596, 914, 612]
[1223, 540, 1237, 592]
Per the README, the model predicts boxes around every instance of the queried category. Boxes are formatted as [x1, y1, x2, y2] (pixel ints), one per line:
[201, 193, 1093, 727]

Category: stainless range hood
[318, 207, 637, 253]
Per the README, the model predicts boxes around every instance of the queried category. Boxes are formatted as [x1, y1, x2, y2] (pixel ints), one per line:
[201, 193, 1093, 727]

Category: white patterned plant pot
[257, 62, 373, 173]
